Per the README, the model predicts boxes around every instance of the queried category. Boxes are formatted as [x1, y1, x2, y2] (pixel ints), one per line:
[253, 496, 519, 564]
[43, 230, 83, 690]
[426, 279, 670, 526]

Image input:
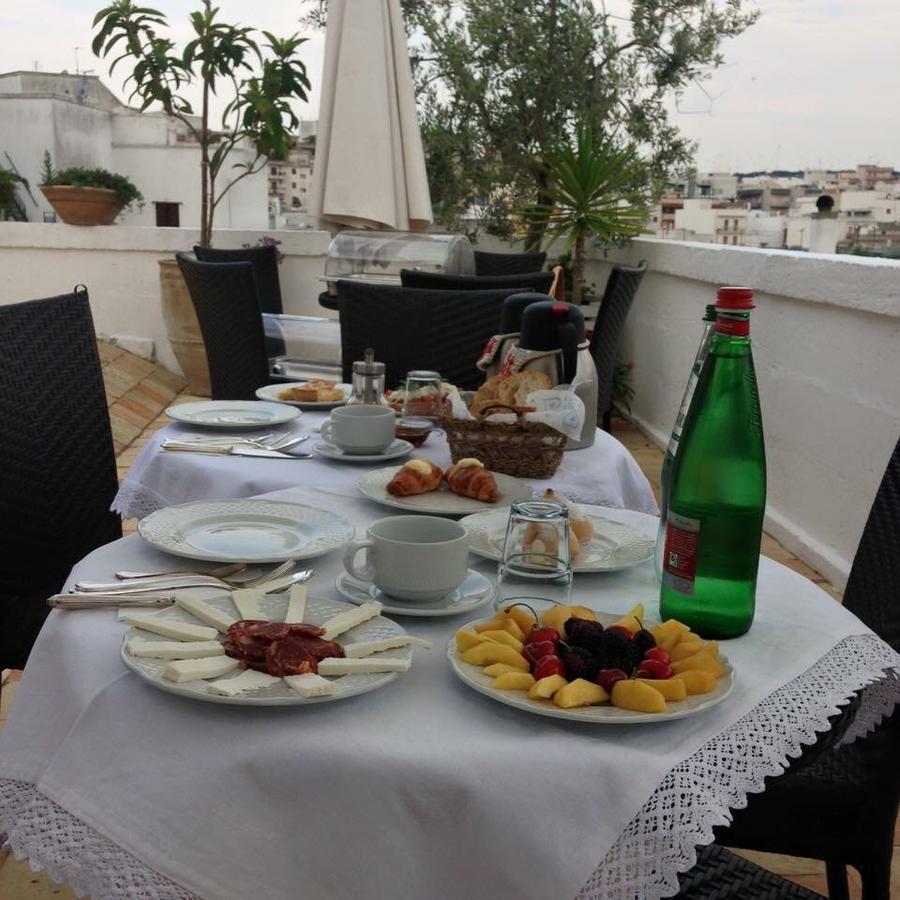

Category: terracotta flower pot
[41, 185, 122, 226]
[158, 259, 212, 397]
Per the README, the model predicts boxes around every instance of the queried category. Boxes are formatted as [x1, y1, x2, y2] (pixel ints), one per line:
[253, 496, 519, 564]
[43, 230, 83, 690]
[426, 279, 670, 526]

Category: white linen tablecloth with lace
[2, 486, 898, 900]
[111, 412, 659, 520]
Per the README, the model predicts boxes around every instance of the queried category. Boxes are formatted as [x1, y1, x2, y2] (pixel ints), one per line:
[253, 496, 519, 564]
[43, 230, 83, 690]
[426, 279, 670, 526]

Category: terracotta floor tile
[0, 855, 78, 899]
[113, 353, 157, 380]
[109, 400, 153, 430]
[100, 366, 139, 399]
[116, 394, 162, 424]
[108, 414, 142, 448]
[732, 849, 824, 876]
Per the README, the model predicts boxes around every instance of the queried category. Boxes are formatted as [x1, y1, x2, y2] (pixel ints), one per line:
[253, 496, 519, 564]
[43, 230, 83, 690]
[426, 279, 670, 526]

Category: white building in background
[670, 198, 747, 245]
[0, 71, 267, 229]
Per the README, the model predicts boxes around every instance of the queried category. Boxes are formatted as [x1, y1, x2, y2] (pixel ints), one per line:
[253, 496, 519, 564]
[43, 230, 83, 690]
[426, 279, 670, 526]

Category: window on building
[154, 202, 180, 228]
[291, 197, 301, 208]
[292, 181, 297, 188]
[292, 168, 297, 174]
[270, 167, 276, 176]
[270, 181, 277, 191]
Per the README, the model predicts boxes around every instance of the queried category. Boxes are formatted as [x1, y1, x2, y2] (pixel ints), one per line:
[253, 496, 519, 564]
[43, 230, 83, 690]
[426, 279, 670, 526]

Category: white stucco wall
[583, 237, 900, 590]
[0, 224, 331, 372]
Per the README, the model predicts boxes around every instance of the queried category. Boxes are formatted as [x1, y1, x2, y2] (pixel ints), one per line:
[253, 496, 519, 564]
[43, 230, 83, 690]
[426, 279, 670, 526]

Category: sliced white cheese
[206, 669, 280, 696]
[319, 601, 382, 641]
[174, 592, 237, 633]
[231, 588, 265, 621]
[343, 636, 432, 658]
[283, 673, 335, 697]
[161, 656, 240, 683]
[284, 584, 307, 624]
[127, 639, 224, 660]
[317, 657, 410, 675]
[120, 612, 217, 643]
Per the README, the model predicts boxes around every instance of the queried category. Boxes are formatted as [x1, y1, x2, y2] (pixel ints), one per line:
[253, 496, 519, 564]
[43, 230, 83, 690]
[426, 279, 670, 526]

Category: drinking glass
[402, 370, 444, 421]
[496, 500, 573, 611]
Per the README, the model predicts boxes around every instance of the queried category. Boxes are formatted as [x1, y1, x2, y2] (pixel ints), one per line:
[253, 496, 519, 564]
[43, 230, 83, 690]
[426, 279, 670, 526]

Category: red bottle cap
[716, 286, 755, 310]
[551, 303, 569, 316]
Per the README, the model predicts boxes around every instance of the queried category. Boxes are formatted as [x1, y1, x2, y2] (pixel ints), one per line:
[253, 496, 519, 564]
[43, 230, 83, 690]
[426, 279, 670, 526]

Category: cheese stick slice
[284, 584, 307, 624]
[283, 673, 335, 697]
[161, 657, 240, 683]
[319, 602, 382, 640]
[120, 612, 217, 642]
[343, 636, 432, 657]
[317, 657, 410, 675]
[231, 589, 264, 621]
[127, 639, 224, 660]
[175, 592, 238, 633]
[207, 669, 280, 697]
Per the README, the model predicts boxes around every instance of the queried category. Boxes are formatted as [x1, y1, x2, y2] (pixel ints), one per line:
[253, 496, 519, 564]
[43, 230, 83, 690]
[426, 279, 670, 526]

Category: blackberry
[558, 644, 599, 681]
[564, 617, 605, 648]
[633, 628, 656, 655]
[592, 630, 643, 674]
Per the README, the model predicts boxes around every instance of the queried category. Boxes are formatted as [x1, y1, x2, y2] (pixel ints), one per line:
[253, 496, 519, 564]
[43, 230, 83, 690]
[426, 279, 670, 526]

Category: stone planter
[41, 185, 122, 226]
[158, 258, 211, 397]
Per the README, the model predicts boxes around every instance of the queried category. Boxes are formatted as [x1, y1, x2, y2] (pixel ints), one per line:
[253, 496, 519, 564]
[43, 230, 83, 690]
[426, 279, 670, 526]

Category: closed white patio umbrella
[311, 0, 433, 231]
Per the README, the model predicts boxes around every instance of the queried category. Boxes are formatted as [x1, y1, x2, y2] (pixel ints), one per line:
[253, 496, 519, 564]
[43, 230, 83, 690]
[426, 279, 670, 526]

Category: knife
[161, 441, 311, 459]
[48, 593, 176, 609]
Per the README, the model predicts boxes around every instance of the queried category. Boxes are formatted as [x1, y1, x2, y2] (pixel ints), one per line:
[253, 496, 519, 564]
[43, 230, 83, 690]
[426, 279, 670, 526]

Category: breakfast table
[111, 411, 660, 521]
[1, 483, 898, 900]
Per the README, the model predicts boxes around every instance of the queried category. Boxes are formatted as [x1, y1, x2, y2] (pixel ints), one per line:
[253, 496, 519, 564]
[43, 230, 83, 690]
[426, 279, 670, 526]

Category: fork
[75, 559, 298, 594]
[116, 562, 248, 580]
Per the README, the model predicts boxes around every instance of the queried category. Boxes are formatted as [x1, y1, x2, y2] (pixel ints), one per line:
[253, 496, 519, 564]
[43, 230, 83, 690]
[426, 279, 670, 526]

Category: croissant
[541, 489, 594, 543]
[445, 459, 499, 503]
[387, 459, 444, 496]
[522, 522, 581, 562]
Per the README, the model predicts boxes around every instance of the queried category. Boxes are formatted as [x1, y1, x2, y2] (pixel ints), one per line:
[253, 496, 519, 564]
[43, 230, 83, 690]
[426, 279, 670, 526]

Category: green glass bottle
[659, 286, 766, 638]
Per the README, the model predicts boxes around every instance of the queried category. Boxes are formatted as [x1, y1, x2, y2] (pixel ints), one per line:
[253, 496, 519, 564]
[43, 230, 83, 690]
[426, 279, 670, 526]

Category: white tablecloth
[2, 487, 898, 900]
[112, 413, 659, 520]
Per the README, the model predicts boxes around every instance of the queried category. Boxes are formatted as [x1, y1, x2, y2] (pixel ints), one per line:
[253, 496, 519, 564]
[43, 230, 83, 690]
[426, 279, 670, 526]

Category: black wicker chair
[588, 261, 647, 432]
[0, 288, 121, 669]
[193, 244, 283, 314]
[399, 268, 554, 294]
[712, 432, 900, 900]
[336, 281, 528, 390]
[193, 244, 285, 357]
[177, 254, 270, 401]
[473, 249, 547, 277]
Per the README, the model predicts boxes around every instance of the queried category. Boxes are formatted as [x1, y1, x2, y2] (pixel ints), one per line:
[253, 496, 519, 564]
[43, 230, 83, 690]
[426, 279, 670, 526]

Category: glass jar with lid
[346, 348, 391, 407]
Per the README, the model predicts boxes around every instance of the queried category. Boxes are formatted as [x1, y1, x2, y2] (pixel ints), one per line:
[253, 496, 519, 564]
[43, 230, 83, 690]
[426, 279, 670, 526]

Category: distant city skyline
[2, 0, 898, 172]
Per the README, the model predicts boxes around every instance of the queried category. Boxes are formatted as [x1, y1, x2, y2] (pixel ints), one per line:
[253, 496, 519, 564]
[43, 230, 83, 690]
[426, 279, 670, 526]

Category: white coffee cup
[343, 516, 469, 601]
[321, 405, 395, 454]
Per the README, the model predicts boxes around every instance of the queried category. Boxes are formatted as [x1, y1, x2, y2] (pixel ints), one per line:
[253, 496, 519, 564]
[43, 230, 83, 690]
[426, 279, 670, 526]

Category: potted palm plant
[0, 167, 29, 221]
[92, 0, 310, 393]
[39, 152, 143, 225]
[526, 126, 650, 305]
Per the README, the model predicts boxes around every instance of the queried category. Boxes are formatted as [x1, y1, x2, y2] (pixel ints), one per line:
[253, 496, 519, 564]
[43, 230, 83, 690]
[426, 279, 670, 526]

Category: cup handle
[343, 538, 376, 582]
[321, 421, 335, 444]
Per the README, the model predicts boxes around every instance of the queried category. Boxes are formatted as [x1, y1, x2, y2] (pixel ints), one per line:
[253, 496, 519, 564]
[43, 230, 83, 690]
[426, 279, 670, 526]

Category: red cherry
[523, 640, 557, 665]
[533, 655, 566, 680]
[528, 626, 560, 644]
[635, 659, 674, 679]
[605, 625, 634, 639]
[643, 648, 670, 665]
[595, 668, 629, 693]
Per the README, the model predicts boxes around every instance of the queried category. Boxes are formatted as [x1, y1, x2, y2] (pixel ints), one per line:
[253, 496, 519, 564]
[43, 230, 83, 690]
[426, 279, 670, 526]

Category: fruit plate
[356, 466, 533, 516]
[460, 507, 655, 573]
[447, 610, 734, 724]
[121, 591, 411, 706]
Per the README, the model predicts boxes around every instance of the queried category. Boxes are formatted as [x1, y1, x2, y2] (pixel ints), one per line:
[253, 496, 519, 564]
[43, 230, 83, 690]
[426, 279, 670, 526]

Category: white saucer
[335, 569, 495, 617]
[314, 439, 413, 463]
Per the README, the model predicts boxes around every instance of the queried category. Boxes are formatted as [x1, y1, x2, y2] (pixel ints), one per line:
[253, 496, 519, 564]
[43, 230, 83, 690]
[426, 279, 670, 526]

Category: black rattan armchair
[712, 433, 900, 900]
[473, 249, 547, 277]
[588, 261, 647, 431]
[336, 281, 527, 390]
[399, 268, 554, 294]
[177, 254, 270, 401]
[0, 288, 121, 669]
[193, 244, 283, 314]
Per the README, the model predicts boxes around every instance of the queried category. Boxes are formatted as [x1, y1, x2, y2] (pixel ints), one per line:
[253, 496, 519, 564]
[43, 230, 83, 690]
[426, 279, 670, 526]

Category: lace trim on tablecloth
[2, 636, 897, 900]
[111, 480, 171, 520]
[577, 633, 900, 900]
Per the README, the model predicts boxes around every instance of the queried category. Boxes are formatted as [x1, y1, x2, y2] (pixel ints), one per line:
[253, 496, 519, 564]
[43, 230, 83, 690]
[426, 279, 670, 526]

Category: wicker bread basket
[442, 403, 567, 478]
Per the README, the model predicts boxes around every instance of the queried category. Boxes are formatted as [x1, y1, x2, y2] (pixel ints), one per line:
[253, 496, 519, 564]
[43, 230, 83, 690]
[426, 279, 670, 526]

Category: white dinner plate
[166, 400, 300, 429]
[256, 382, 352, 410]
[460, 508, 655, 573]
[448, 610, 734, 724]
[121, 592, 411, 706]
[138, 499, 354, 563]
[335, 569, 495, 617]
[314, 439, 413, 463]
[356, 466, 533, 516]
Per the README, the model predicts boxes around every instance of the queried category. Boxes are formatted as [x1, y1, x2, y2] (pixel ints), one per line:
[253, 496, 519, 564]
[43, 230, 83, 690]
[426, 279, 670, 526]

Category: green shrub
[40, 151, 143, 213]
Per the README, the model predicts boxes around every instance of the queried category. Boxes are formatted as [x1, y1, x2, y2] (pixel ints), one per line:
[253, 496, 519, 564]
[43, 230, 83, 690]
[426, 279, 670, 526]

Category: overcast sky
[2, 0, 897, 173]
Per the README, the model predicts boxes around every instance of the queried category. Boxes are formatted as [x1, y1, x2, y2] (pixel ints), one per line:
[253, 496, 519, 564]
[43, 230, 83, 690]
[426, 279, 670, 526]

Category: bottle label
[662, 511, 700, 595]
